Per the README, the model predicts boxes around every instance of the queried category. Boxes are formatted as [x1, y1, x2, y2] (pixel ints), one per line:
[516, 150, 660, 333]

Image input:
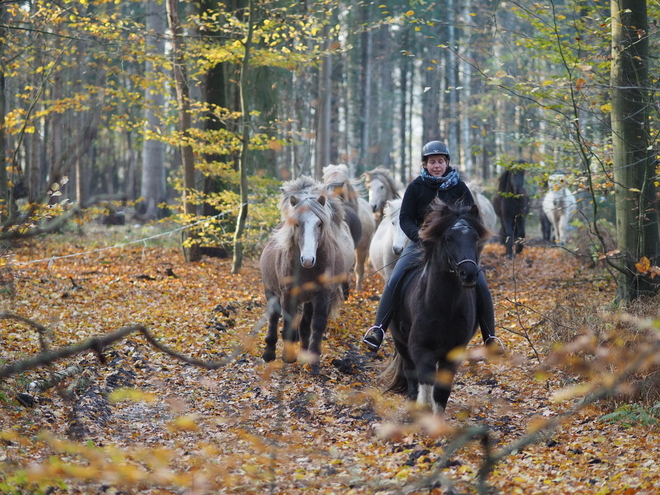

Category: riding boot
[476, 271, 499, 347]
[362, 287, 394, 351]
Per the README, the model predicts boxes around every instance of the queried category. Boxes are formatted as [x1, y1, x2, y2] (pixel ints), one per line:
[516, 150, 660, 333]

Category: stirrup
[485, 335, 505, 352]
[363, 326, 385, 351]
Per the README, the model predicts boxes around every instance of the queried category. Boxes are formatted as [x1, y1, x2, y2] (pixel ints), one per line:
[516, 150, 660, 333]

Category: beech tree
[610, 0, 660, 301]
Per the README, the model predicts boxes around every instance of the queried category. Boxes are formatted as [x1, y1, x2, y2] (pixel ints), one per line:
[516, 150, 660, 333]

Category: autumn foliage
[2, 227, 660, 494]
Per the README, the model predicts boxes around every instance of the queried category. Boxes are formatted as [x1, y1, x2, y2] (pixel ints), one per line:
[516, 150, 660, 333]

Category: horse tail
[380, 348, 408, 394]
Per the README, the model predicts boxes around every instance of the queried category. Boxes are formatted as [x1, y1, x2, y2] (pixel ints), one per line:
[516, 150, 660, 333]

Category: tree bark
[315, 25, 332, 179]
[610, 0, 659, 300]
[357, 4, 372, 176]
[0, 3, 6, 216]
[166, 0, 201, 262]
[231, 0, 255, 273]
[141, 0, 167, 220]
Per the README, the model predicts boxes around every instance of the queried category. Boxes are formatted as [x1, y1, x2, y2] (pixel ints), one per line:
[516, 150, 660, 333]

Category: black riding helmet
[422, 140, 451, 162]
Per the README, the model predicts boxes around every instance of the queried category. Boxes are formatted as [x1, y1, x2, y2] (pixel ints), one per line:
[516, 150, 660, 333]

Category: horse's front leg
[503, 218, 515, 258]
[280, 294, 299, 363]
[432, 359, 458, 415]
[299, 301, 313, 351]
[514, 215, 526, 254]
[305, 291, 332, 374]
[262, 290, 281, 363]
[355, 246, 367, 291]
[410, 344, 438, 409]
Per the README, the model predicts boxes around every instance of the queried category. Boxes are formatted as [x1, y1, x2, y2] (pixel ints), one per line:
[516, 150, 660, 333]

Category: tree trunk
[231, 0, 255, 273]
[141, 0, 167, 220]
[0, 4, 6, 216]
[398, 29, 409, 182]
[358, 4, 372, 175]
[460, 0, 473, 175]
[446, 0, 459, 149]
[315, 25, 332, 179]
[166, 0, 201, 262]
[610, 0, 659, 300]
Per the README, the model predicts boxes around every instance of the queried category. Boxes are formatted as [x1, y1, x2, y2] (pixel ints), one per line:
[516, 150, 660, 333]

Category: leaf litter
[2, 239, 660, 494]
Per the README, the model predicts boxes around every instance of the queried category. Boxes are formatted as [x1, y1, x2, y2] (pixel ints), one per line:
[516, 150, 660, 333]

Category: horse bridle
[443, 219, 480, 277]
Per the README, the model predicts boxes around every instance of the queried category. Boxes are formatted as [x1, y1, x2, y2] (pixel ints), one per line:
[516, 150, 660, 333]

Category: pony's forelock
[274, 194, 335, 251]
[419, 200, 488, 245]
[322, 164, 366, 205]
[383, 198, 402, 219]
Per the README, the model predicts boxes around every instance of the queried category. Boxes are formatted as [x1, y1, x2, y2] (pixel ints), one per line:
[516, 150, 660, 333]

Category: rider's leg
[363, 242, 419, 351]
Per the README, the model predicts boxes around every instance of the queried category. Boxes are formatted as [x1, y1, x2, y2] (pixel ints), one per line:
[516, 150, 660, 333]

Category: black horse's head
[419, 200, 490, 287]
[497, 168, 526, 197]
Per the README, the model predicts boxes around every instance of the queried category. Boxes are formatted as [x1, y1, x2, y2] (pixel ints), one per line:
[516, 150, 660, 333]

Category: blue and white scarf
[420, 167, 460, 191]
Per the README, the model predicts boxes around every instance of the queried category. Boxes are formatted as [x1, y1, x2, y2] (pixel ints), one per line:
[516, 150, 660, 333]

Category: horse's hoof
[309, 362, 321, 375]
[262, 349, 276, 362]
[282, 349, 298, 363]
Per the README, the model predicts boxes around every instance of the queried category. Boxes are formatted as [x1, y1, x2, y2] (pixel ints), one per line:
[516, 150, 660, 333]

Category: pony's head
[364, 167, 402, 213]
[276, 193, 332, 268]
[322, 164, 364, 205]
[279, 176, 321, 218]
[383, 198, 407, 256]
[419, 200, 489, 287]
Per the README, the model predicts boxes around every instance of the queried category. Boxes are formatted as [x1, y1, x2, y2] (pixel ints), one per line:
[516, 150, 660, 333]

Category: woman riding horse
[362, 140, 498, 351]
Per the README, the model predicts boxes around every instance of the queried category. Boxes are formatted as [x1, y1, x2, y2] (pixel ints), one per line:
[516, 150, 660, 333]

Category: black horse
[492, 168, 530, 258]
[381, 200, 490, 414]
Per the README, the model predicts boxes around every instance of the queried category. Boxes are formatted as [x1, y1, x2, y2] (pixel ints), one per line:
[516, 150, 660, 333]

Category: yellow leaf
[108, 388, 157, 403]
[601, 103, 612, 112]
[405, 10, 415, 16]
[636, 256, 651, 273]
[169, 415, 199, 431]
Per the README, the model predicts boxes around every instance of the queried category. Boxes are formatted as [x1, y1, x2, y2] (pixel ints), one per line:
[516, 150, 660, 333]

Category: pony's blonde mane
[364, 167, 402, 199]
[273, 175, 346, 251]
[383, 197, 402, 219]
[278, 175, 321, 218]
[322, 164, 365, 208]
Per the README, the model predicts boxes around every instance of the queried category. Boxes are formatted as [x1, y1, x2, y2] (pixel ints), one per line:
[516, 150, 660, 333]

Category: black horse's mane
[497, 169, 510, 191]
[419, 200, 488, 247]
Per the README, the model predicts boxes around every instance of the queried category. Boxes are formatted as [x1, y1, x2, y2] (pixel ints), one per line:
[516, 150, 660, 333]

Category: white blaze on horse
[369, 198, 409, 285]
[259, 176, 355, 372]
[322, 164, 376, 291]
[542, 173, 577, 245]
[363, 167, 404, 226]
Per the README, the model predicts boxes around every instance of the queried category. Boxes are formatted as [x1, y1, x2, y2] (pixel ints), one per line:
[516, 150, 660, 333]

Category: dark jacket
[399, 167, 474, 243]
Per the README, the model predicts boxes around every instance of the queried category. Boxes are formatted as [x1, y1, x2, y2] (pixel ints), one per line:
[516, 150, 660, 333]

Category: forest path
[4, 238, 657, 494]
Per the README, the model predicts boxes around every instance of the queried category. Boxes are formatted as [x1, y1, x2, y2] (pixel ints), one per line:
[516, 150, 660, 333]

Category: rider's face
[425, 155, 448, 177]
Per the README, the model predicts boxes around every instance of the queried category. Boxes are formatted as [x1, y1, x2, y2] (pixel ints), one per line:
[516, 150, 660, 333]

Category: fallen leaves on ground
[2, 236, 658, 494]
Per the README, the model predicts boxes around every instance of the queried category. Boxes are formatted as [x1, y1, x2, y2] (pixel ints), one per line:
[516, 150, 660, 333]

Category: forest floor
[1, 225, 659, 494]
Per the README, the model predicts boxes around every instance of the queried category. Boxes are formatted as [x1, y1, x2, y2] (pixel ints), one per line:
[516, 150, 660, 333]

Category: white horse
[369, 198, 409, 285]
[322, 164, 376, 292]
[542, 173, 577, 245]
[363, 167, 404, 226]
[466, 181, 497, 249]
